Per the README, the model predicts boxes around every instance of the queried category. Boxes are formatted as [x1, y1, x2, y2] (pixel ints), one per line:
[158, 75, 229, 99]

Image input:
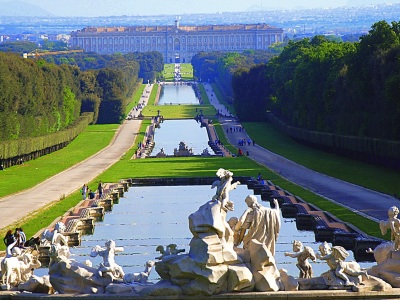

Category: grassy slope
[243, 122, 400, 197]
[0, 124, 118, 198]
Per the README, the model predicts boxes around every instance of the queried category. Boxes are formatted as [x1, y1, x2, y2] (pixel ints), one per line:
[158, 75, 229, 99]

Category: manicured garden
[1, 79, 394, 250]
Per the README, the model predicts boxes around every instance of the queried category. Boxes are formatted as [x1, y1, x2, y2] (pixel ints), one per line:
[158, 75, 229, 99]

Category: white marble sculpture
[48, 243, 113, 294]
[123, 260, 155, 284]
[155, 244, 185, 260]
[149, 169, 294, 296]
[284, 240, 316, 279]
[90, 240, 125, 280]
[41, 222, 69, 247]
[235, 196, 281, 255]
[317, 242, 369, 286]
[155, 148, 167, 158]
[379, 206, 400, 251]
[1, 249, 41, 290]
[173, 141, 193, 157]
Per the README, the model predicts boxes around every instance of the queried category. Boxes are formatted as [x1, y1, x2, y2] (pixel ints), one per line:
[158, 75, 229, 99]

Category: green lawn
[143, 104, 216, 119]
[198, 83, 211, 105]
[162, 63, 193, 81]
[211, 83, 236, 115]
[0, 124, 118, 198]
[125, 83, 146, 115]
[243, 122, 400, 197]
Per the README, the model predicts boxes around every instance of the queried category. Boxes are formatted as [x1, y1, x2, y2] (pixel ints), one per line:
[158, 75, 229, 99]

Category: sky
[1, 0, 397, 17]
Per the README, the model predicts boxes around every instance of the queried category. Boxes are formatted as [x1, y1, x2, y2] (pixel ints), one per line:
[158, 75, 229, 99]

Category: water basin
[63, 185, 374, 282]
[158, 84, 199, 105]
[152, 119, 211, 156]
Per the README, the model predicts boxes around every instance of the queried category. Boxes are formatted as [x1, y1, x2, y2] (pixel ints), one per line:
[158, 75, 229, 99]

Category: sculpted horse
[1, 250, 41, 290]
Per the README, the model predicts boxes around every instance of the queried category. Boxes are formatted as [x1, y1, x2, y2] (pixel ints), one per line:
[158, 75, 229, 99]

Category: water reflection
[152, 120, 211, 156]
[158, 84, 199, 105]
[67, 185, 374, 281]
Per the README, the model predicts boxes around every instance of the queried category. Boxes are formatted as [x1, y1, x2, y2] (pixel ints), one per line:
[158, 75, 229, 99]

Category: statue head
[245, 195, 258, 208]
[292, 240, 303, 252]
[105, 240, 116, 250]
[318, 241, 331, 256]
[388, 206, 399, 218]
[54, 222, 66, 233]
[227, 217, 238, 230]
[216, 168, 233, 179]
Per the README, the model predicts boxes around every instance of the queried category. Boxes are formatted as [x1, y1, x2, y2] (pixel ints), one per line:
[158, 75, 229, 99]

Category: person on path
[98, 181, 104, 198]
[82, 184, 88, 200]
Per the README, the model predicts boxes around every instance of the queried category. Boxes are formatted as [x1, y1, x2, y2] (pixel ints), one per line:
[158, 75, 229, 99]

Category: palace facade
[70, 20, 284, 63]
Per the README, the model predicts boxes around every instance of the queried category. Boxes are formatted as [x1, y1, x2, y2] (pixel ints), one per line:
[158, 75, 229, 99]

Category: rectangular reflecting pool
[158, 83, 199, 105]
[65, 185, 374, 282]
[152, 119, 211, 156]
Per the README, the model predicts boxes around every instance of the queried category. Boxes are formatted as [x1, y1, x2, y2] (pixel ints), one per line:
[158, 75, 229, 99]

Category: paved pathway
[0, 84, 154, 232]
[202, 83, 399, 222]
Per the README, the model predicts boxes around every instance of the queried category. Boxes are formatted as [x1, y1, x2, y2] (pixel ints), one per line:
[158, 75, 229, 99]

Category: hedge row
[267, 112, 400, 168]
[0, 112, 93, 160]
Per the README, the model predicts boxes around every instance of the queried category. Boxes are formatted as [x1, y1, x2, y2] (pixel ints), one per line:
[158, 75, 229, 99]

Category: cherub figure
[155, 244, 185, 260]
[379, 206, 400, 251]
[317, 242, 369, 286]
[123, 260, 155, 284]
[211, 168, 240, 212]
[90, 240, 125, 279]
[284, 240, 316, 278]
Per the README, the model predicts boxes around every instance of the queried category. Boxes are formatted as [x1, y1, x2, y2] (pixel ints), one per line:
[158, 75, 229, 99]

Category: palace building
[70, 20, 284, 63]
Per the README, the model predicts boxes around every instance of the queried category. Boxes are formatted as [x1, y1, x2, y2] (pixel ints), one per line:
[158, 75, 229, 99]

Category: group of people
[3, 227, 27, 256]
[81, 182, 103, 200]
[237, 138, 255, 147]
[226, 126, 244, 134]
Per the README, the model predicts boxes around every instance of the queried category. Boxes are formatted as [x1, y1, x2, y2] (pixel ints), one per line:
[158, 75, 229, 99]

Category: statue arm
[284, 252, 299, 258]
[114, 246, 124, 253]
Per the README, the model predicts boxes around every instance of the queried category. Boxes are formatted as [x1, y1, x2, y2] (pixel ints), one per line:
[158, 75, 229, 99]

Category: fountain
[2, 169, 400, 298]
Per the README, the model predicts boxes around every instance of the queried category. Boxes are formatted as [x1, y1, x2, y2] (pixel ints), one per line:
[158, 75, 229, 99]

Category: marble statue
[49, 243, 113, 294]
[227, 217, 240, 246]
[123, 260, 155, 284]
[284, 240, 316, 279]
[151, 169, 295, 296]
[155, 244, 185, 260]
[211, 168, 240, 209]
[317, 242, 369, 286]
[379, 206, 400, 251]
[90, 240, 125, 280]
[235, 196, 281, 255]
[1, 249, 41, 290]
[155, 148, 167, 158]
[201, 148, 211, 156]
[41, 222, 68, 247]
[173, 142, 194, 157]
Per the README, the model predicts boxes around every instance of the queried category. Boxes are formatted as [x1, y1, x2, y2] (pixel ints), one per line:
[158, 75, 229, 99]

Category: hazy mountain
[0, 0, 53, 16]
[347, 0, 400, 5]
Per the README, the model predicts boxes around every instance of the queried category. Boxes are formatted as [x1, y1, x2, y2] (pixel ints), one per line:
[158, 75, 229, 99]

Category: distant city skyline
[1, 0, 400, 17]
